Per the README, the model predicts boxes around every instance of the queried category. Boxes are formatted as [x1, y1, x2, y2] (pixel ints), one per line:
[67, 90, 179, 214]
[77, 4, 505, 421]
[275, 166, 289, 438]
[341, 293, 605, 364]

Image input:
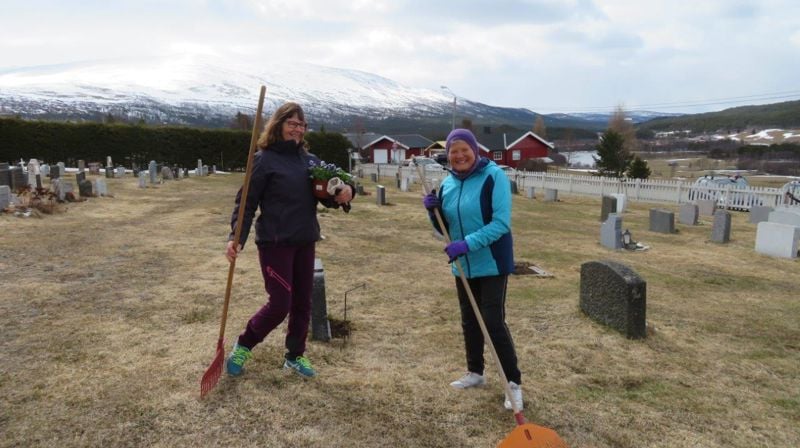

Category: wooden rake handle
[416, 166, 526, 422]
[218, 85, 266, 341]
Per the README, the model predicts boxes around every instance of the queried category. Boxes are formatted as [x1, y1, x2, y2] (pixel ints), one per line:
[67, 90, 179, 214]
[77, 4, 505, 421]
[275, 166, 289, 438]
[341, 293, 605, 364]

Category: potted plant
[308, 161, 352, 199]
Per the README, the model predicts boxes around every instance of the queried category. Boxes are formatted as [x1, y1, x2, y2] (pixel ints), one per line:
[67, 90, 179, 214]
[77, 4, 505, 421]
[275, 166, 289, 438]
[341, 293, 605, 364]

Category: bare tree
[533, 115, 547, 139]
[608, 105, 638, 153]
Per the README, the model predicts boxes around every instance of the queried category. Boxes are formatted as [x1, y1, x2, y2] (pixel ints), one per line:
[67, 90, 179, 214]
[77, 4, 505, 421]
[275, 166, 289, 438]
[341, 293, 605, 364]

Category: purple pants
[237, 243, 315, 359]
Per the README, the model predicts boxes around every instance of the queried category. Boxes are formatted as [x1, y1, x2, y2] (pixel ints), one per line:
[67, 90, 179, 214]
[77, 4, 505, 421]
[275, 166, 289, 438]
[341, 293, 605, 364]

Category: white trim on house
[506, 131, 554, 150]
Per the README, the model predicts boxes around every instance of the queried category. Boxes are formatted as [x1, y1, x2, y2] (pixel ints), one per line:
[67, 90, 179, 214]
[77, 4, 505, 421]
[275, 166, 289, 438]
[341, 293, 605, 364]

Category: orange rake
[417, 167, 567, 448]
[200, 85, 266, 398]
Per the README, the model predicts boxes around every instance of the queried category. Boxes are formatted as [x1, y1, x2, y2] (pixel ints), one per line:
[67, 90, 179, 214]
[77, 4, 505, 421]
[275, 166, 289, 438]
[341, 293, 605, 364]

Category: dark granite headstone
[580, 260, 647, 339]
[76, 171, 86, 184]
[376, 185, 386, 205]
[310, 258, 331, 342]
[711, 210, 731, 243]
[649, 208, 675, 233]
[0, 163, 10, 186]
[10, 167, 26, 190]
[601, 195, 618, 222]
[510, 180, 518, 195]
[370, 173, 378, 182]
[78, 179, 93, 197]
[0, 185, 10, 210]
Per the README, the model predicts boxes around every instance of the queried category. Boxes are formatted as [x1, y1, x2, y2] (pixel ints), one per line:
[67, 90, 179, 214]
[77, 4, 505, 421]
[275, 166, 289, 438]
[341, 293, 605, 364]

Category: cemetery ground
[1, 173, 798, 448]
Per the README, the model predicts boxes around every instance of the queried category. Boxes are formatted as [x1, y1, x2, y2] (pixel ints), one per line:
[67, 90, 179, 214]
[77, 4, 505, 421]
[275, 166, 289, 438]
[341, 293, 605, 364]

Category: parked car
[782, 180, 800, 204]
[688, 174, 761, 209]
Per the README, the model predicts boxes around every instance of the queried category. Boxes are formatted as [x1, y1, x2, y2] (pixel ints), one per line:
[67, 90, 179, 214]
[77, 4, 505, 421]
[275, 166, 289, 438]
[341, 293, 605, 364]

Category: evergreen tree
[594, 129, 632, 177]
[627, 155, 652, 179]
[304, 130, 351, 171]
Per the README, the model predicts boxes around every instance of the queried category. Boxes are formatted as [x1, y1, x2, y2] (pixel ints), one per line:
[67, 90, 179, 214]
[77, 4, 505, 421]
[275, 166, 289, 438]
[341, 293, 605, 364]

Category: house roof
[362, 134, 435, 150]
[473, 130, 553, 151]
[342, 132, 383, 150]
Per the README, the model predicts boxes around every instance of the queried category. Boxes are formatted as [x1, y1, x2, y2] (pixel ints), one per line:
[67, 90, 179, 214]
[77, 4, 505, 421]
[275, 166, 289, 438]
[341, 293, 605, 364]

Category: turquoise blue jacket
[432, 158, 514, 278]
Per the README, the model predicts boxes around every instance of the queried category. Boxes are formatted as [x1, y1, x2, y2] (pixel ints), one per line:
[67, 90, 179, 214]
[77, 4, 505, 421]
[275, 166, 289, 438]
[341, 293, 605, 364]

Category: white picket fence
[356, 164, 794, 211]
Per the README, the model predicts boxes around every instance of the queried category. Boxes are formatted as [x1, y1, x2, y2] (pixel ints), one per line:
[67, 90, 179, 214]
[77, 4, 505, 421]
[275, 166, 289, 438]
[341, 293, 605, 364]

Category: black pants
[455, 275, 521, 385]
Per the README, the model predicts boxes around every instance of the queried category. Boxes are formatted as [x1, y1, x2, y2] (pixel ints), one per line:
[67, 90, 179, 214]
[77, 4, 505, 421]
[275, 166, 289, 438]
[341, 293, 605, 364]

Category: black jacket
[229, 140, 352, 248]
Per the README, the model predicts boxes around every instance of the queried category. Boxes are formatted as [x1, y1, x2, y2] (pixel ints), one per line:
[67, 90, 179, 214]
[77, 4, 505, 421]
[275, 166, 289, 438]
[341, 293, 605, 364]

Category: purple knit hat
[446, 128, 480, 160]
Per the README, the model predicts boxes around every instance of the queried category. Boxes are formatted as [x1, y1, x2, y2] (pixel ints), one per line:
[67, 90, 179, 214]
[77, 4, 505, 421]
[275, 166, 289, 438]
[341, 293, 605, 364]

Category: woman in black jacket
[224, 102, 353, 378]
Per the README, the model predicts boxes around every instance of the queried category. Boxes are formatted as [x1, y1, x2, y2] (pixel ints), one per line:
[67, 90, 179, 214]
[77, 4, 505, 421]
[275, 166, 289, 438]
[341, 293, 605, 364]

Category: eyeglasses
[285, 120, 307, 130]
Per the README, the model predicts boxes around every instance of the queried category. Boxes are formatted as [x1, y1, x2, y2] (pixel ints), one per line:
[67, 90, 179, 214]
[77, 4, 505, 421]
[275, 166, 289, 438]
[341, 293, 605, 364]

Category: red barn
[363, 134, 434, 164]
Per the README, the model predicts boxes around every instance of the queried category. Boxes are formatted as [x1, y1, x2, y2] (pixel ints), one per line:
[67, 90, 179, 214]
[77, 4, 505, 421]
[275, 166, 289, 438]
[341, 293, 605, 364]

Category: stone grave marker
[78, 179, 93, 197]
[0, 185, 10, 210]
[0, 163, 9, 186]
[161, 166, 174, 180]
[78, 160, 85, 172]
[149, 161, 158, 184]
[544, 188, 558, 202]
[755, 221, 799, 259]
[749, 206, 773, 224]
[580, 260, 647, 339]
[510, 180, 518, 195]
[115, 166, 126, 178]
[370, 173, 378, 182]
[202, 165, 209, 176]
[611, 193, 626, 213]
[138, 172, 147, 188]
[61, 181, 74, 200]
[50, 164, 61, 179]
[197, 159, 203, 176]
[600, 214, 623, 249]
[27, 159, 40, 187]
[94, 178, 108, 196]
[310, 258, 331, 342]
[710, 210, 731, 243]
[678, 203, 699, 226]
[35, 174, 43, 189]
[88, 163, 100, 175]
[52, 178, 64, 201]
[105, 165, 113, 178]
[768, 208, 800, 227]
[10, 166, 25, 190]
[601, 195, 618, 222]
[649, 208, 675, 233]
[376, 185, 386, 205]
[106, 156, 113, 168]
[40, 164, 50, 178]
[76, 171, 86, 184]
[400, 177, 409, 192]
[525, 186, 535, 199]
[697, 199, 715, 216]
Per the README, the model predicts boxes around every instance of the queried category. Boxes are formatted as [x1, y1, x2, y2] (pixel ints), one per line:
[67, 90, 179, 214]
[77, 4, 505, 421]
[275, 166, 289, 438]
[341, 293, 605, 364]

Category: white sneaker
[449, 372, 486, 389]
[503, 381, 524, 411]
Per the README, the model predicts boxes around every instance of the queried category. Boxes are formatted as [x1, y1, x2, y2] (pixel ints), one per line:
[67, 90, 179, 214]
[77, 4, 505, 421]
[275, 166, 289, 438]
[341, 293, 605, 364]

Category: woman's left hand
[335, 185, 353, 204]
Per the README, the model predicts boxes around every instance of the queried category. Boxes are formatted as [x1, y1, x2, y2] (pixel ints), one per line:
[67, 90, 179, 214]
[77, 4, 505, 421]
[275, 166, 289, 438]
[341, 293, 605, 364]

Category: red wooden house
[474, 129, 554, 169]
[362, 134, 434, 164]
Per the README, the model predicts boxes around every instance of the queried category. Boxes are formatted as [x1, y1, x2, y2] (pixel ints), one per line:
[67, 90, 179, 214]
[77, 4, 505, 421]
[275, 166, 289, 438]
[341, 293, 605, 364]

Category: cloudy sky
[2, 0, 799, 113]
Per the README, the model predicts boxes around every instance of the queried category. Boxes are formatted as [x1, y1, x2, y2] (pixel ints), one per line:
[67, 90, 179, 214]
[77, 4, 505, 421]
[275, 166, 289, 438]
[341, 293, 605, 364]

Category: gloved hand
[423, 189, 441, 211]
[444, 240, 469, 263]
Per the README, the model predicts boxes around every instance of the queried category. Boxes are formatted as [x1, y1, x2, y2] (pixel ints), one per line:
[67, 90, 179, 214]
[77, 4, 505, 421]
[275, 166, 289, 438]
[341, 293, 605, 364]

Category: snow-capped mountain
[0, 56, 679, 131]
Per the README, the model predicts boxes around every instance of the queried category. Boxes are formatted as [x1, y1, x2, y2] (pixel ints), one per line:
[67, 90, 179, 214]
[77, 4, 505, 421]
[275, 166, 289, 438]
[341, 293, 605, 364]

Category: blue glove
[423, 189, 440, 211]
[444, 240, 469, 263]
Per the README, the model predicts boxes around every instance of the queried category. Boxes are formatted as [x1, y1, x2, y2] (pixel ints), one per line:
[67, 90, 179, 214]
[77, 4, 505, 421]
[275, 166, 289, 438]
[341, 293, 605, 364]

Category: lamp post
[440, 85, 457, 130]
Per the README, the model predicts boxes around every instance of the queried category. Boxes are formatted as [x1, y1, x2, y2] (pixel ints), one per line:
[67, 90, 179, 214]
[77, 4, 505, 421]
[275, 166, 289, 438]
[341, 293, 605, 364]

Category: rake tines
[200, 339, 224, 398]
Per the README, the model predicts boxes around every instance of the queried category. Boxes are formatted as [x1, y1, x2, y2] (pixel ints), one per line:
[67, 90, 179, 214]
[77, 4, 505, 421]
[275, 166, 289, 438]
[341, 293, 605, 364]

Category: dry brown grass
[1, 172, 798, 448]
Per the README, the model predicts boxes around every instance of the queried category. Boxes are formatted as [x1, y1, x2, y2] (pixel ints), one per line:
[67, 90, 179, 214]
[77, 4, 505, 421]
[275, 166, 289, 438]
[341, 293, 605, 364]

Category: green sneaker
[226, 343, 252, 376]
[283, 355, 316, 378]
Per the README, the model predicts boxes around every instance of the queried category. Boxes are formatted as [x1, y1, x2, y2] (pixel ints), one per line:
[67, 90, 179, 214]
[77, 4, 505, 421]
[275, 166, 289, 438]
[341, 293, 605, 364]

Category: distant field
[1, 173, 798, 447]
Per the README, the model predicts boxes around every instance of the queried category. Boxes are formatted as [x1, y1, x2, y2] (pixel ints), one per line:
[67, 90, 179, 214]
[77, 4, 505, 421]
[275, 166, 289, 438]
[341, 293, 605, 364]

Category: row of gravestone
[368, 174, 560, 203]
[598, 194, 800, 259]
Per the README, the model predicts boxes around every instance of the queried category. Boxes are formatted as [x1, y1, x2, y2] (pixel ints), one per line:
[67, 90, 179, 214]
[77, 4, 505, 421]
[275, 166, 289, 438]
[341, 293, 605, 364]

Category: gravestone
[510, 180, 518, 195]
[0, 185, 10, 210]
[106, 156, 113, 168]
[50, 164, 61, 179]
[35, 174, 42, 190]
[94, 178, 108, 196]
[105, 165, 113, 178]
[161, 166, 174, 180]
[310, 258, 331, 342]
[755, 221, 800, 259]
[678, 203, 699, 226]
[768, 208, 800, 227]
[395, 177, 401, 189]
[40, 164, 50, 178]
[202, 165, 209, 176]
[57, 162, 66, 176]
[356, 184, 365, 196]
[138, 172, 147, 188]
[544, 188, 558, 202]
[711, 211, 731, 243]
[601, 195, 618, 222]
[600, 214, 623, 249]
[52, 178, 64, 201]
[27, 159, 40, 187]
[749, 206, 773, 224]
[370, 173, 377, 182]
[149, 161, 157, 184]
[88, 163, 100, 175]
[61, 181, 74, 201]
[115, 166, 125, 178]
[211, 165, 216, 174]
[78, 160, 85, 172]
[376, 185, 386, 205]
[580, 260, 647, 339]
[0, 163, 9, 186]
[611, 193, 626, 213]
[197, 159, 203, 177]
[78, 179, 93, 197]
[400, 177, 409, 192]
[649, 208, 675, 233]
[75, 171, 86, 184]
[10, 167, 25, 190]
[697, 199, 715, 217]
[525, 186, 535, 199]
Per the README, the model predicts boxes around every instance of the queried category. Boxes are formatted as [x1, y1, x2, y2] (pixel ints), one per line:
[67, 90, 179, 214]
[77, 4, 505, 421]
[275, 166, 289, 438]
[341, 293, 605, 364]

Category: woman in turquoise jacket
[423, 128, 523, 411]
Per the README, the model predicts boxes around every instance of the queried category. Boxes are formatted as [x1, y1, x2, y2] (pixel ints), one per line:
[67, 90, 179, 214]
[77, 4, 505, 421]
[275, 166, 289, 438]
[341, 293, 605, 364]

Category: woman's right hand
[225, 240, 242, 263]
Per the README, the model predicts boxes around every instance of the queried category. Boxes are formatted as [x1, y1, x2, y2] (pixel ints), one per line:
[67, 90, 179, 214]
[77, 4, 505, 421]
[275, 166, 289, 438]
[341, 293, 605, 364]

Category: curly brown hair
[257, 102, 308, 150]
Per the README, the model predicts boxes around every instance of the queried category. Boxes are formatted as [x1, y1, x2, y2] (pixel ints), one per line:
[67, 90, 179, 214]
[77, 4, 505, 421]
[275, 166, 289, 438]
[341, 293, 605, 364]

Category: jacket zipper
[455, 180, 471, 277]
